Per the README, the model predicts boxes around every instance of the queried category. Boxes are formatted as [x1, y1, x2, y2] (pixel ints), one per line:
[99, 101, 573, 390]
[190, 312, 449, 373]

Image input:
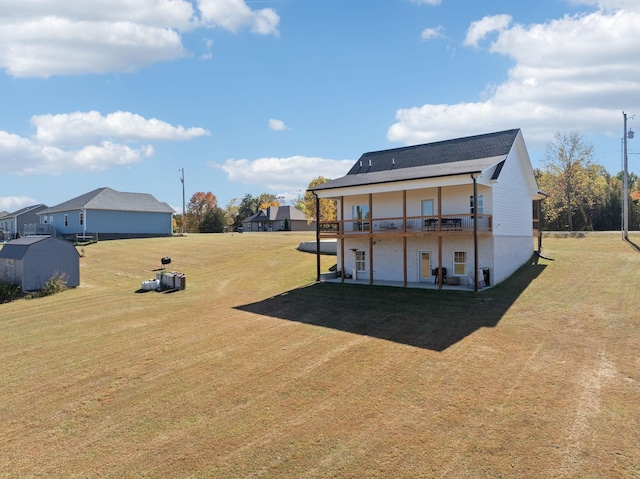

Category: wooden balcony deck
[319, 214, 493, 238]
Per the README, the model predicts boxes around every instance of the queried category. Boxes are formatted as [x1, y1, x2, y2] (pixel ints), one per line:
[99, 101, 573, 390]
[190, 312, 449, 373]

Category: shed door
[4, 259, 15, 282]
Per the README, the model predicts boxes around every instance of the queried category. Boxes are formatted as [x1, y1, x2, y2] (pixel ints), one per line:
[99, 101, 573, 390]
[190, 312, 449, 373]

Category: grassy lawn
[1, 232, 639, 478]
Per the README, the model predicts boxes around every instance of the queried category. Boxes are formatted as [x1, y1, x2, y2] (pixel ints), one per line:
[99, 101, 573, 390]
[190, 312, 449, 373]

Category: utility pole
[622, 112, 636, 240]
[623, 112, 628, 240]
[180, 168, 186, 234]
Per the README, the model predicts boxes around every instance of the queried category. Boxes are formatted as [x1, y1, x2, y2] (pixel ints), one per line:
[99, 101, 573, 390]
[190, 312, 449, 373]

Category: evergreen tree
[199, 207, 227, 233]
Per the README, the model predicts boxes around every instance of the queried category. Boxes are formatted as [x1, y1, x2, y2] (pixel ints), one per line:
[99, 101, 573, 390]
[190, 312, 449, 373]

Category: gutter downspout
[536, 191, 548, 254]
[312, 191, 321, 282]
[472, 174, 479, 292]
[537, 198, 543, 253]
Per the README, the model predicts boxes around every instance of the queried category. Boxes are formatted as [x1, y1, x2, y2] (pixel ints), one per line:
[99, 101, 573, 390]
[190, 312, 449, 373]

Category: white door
[422, 199, 434, 217]
[419, 251, 431, 281]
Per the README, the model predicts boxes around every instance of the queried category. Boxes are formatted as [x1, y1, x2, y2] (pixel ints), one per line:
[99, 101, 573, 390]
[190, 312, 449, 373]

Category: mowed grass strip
[0, 232, 639, 478]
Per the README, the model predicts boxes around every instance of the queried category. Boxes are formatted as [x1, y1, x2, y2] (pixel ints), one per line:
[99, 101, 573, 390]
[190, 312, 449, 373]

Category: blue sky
[1, 0, 639, 214]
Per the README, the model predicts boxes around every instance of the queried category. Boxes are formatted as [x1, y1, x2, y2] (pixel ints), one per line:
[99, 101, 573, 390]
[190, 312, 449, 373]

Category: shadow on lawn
[625, 237, 640, 253]
[236, 255, 547, 351]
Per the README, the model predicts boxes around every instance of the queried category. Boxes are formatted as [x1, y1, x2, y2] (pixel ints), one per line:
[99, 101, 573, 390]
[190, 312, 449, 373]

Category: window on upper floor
[352, 205, 370, 231]
[64, 214, 68, 227]
[470, 194, 484, 215]
[79, 212, 84, 226]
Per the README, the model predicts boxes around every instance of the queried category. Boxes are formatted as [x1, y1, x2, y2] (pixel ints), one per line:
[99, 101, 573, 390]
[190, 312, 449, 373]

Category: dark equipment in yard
[161, 256, 171, 267]
[432, 267, 447, 284]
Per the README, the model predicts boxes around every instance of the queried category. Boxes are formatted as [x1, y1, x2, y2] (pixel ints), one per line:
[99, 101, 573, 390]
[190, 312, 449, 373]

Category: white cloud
[1, 111, 206, 175]
[420, 26, 445, 41]
[0, 131, 153, 175]
[409, 0, 442, 5]
[200, 37, 214, 60]
[569, 0, 639, 10]
[0, 0, 280, 78]
[32, 111, 210, 146]
[0, 0, 196, 29]
[268, 119, 289, 131]
[210, 156, 354, 192]
[196, 0, 279, 35]
[388, 4, 640, 151]
[463, 14, 513, 48]
[0, 195, 38, 212]
[0, 17, 187, 78]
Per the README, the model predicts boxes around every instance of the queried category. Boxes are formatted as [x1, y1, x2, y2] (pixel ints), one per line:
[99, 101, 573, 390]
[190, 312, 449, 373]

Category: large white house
[309, 129, 545, 290]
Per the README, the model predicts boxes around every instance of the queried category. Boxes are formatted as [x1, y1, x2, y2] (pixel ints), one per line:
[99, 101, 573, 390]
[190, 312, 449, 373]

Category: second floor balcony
[319, 213, 493, 237]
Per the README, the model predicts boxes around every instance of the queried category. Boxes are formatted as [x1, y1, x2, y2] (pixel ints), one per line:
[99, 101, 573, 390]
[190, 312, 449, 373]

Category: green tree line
[172, 177, 337, 234]
[536, 131, 640, 231]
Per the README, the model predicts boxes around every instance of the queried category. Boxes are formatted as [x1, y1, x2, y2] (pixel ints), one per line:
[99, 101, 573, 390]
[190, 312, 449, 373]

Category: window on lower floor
[355, 250, 366, 271]
[454, 251, 467, 275]
[79, 212, 84, 226]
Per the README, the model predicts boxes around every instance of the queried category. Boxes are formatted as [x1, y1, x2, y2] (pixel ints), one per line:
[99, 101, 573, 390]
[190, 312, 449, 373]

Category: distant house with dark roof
[0, 236, 80, 291]
[0, 204, 48, 240]
[241, 206, 315, 232]
[309, 129, 545, 289]
[37, 187, 175, 240]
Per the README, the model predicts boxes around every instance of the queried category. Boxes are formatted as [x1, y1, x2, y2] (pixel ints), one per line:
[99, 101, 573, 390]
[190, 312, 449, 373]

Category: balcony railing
[24, 223, 57, 237]
[319, 214, 492, 237]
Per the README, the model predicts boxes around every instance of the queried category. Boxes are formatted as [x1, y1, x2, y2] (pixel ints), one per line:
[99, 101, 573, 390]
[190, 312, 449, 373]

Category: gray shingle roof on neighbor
[0, 204, 47, 220]
[311, 129, 520, 191]
[244, 206, 308, 223]
[40, 187, 175, 214]
[0, 236, 48, 259]
[271, 206, 307, 221]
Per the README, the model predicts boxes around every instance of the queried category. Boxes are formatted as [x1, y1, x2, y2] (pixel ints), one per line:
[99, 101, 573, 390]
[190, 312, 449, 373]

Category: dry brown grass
[1, 232, 639, 478]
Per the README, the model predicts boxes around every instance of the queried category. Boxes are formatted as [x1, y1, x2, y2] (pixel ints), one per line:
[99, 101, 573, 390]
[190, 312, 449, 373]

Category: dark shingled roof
[40, 187, 175, 215]
[0, 236, 49, 260]
[0, 204, 47, 220]
[243, 206, 308, 223]
[311, 129, 520, 191]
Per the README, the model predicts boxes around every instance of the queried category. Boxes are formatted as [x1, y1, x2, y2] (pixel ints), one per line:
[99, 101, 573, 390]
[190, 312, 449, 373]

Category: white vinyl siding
[492, 137, 538, 236]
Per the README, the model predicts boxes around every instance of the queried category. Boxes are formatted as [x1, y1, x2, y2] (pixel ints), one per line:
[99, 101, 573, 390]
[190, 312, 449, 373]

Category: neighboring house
[309, 129, 545, 290]
[37, 187, 175, 240]
[0, 211, 8, 241]
[0, 204, 48, 240]
[242, 206, 315, 232]
[0, 236, 80, 291]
